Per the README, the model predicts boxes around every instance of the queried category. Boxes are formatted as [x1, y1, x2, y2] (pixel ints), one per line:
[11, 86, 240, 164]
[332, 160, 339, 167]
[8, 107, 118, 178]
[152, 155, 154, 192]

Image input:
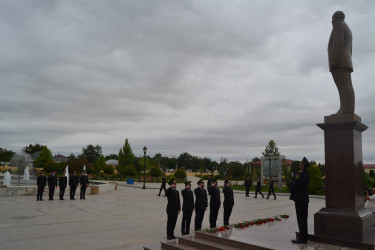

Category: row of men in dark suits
[36, 169, 90, 201]
[165, 178, 234, 240]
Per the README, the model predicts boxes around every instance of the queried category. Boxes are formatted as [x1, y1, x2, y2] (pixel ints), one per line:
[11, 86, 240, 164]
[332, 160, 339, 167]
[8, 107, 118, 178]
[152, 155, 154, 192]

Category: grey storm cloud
[1, 0, 375, 163]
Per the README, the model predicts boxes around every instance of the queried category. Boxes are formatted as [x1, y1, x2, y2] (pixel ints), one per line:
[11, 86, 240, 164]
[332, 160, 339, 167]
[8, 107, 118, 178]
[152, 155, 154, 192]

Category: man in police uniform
[69, 170, 79, 200]
[166, 179, 181, 240]
[194, 179, 208, 231]
[253, 177, 264, 198]
[244, 175, 252, 197]
[48, 169, 58, 200]
[59, 170, 68, 200]
[80, 170, 89, 200]
[208, 178, 220, 228]
[223, 179, 234, 226]
[290, 157, 311, 244]
[36, 170, 47, 201]
[158, 173, 167, 196]
[266, 177, 276, 200]
[181, 180, 194, 235]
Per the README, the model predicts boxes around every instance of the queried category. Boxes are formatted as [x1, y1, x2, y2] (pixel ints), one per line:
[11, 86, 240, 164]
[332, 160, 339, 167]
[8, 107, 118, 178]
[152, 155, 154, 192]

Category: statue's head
[332, 11, 345, 23]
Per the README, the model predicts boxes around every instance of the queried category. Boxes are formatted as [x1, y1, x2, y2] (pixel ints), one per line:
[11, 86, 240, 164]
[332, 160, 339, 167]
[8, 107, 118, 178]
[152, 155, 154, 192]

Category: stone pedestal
[315, 120, 375, 244]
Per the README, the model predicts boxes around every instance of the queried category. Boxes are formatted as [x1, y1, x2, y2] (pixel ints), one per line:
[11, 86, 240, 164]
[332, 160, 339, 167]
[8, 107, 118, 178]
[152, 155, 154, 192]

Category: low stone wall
[0, 181, 117, 197]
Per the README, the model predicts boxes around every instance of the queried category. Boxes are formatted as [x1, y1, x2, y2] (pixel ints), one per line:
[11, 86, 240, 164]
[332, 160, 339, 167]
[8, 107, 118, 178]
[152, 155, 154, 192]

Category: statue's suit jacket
[328, 20, 353, 72]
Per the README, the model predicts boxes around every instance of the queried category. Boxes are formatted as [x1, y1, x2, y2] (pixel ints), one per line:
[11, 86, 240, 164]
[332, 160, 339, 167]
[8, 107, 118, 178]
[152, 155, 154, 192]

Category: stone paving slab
[0, 179, 325, 250]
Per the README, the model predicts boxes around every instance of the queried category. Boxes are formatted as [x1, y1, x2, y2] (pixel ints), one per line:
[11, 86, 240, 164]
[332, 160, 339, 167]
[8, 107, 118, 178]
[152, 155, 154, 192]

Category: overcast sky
[1, 0, 375, 163]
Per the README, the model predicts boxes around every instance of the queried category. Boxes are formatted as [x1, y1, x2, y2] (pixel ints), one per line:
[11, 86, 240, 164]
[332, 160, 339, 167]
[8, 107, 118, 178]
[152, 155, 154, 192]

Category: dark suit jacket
[244, 179, 252, 188]
[48, 174, 58, 187]
[37, 175, 47, 187]
[328, 19, 353, 72]
[69, 175, 79, 187]
[166, 187, 181, 213]
[269, 180, 274, 191]
[80, 174, 89, 186]
[208, 186, 221, 208]
[59, 176, 67, 188]
[223, 186, 234, 207]
[290, 169, 310, 203]
[194, 187, 208, 211]
[181, 188, 194, 212]
[256, 180, 262, 191]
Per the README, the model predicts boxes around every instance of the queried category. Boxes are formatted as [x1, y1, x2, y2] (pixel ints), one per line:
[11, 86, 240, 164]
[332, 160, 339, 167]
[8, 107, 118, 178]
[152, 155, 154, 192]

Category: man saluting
[166, 179, 181, 240]
[290, 157, 311, 244]
[181, 180, 194, 235]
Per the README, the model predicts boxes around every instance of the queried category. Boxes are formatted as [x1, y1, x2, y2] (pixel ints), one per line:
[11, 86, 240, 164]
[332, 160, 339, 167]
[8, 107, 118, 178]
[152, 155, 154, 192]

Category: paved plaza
[0, 177, 325, 250]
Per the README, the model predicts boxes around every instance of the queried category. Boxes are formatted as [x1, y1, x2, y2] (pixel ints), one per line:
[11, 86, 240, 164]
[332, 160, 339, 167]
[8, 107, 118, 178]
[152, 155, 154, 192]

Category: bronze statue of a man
[328, 11, 354, 114]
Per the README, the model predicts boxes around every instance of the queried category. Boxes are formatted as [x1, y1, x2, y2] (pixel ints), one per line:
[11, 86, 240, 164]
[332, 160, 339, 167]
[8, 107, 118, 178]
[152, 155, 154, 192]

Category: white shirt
[365, 194, 375, 212]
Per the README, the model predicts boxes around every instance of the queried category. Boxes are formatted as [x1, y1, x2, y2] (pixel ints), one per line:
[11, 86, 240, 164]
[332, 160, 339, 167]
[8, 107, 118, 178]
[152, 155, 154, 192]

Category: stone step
[178, 235, 238, 250]
[160, 239, 197, 250]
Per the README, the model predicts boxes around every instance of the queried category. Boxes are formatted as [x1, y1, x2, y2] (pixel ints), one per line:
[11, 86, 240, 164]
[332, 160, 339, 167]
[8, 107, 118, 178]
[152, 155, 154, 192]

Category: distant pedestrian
[266, 177, 276, 200]
[80, 170, 89, 200]
[207, 176, 212, 192]
[48, 170, 58, 200]
[290, 157, 311, 244]
[253, 177, 264, 198]
[244, 176, 252, 197]
[69, 170, 79, 200]
[223, 180, 234, 226]
[158, 173, 167, 196]
[166, 179, 181, 240]
[208, 178, 220, 228]
[36, 170, 47, 201]
[194, 179, 208, 231]
[181, 181, 194, 235]
[59, 170, 68, 200]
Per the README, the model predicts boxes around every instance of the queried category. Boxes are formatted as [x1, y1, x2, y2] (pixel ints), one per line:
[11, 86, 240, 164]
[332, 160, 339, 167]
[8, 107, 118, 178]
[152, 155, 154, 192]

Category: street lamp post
[143, 146, 147, 189]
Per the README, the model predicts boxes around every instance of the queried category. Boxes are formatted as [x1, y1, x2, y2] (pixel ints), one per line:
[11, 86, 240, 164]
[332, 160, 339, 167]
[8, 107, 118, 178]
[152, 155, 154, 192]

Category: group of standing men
[164, 178, 234, 240]
[36, 169, 90, 201]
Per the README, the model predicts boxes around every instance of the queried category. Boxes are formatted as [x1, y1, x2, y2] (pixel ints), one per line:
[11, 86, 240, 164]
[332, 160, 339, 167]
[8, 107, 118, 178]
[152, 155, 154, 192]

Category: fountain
[23, 165, 30, 180]
[3, 172, 11, 186]
[65, 165, 69, 185]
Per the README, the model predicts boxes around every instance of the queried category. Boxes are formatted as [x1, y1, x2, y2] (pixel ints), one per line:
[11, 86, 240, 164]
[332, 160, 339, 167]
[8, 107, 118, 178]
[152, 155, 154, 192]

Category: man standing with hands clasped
[36, 170, 47, 201]
[166, 179, 181, 240]
[48, 169, 58, 200]
[290, 157, 311, 244]
[69, 170, 79, 200]
[194, 179, 208, 231]
[59, 170, 67, 200]
[208, 178, 220, 228]
[181, 180, 194, 235]
[80, 170, 89, 200]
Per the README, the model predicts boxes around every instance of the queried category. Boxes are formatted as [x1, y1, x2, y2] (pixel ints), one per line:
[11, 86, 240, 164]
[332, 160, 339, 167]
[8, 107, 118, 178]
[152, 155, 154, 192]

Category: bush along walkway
[204, 215, 290, 233]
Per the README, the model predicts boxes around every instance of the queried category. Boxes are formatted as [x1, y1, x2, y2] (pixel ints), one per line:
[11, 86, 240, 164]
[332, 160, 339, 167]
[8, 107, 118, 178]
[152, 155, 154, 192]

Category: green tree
[262, 140, 280, 157]
[81, 144, 102, 163]
[94, 155, 106, 174]
[369, 170, 375, 177]
[23, 143, 44, 155]
[150, 166, 162, 177]
[44, 160, 60, 174]
[251, 157, 261, 162]
[124, 166, 136, 177]
[0, 147, 15, 168]
[33, 146, 53, 169]
[118, 139, 135, 176]
[174, 168, 187, 182]
[105, 154, 118, 160]
[103, 165, 115, 175]
[66, 157, 90, 174]
[308, 165, 324, 194]
[226, 162, 245, 179]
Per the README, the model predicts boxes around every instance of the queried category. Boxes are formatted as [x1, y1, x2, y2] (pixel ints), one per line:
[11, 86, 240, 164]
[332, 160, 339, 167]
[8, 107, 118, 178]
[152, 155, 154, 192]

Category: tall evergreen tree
[34, 146, 53, 169]
[118, 139, 135, 176]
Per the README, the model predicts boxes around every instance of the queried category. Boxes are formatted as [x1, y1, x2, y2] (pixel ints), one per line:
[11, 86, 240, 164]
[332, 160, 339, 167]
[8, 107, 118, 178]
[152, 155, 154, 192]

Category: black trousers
[37, 186, 44, 200]
[223, 204, 233, 226]
[209, 206, 219, 228]
[70, 186, 77, 199]
[245, 186, 250, 196]
[167, 211, 178, 237]
[195, 209, 205, 230]
[49, 186, 55, 199]
[80, 186, 87, 199]
[59, 187, 66, 199]
[267, 188, 276, 199]
[181, 210, 193, 235]
[254, 189, 264, 198]
[159, 185, 166, 196]
[295, 202, 308, 241]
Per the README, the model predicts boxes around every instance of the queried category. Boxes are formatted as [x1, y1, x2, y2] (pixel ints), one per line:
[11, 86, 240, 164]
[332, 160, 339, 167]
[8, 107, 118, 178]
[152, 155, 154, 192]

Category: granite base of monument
[315, 119, 375, 246]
